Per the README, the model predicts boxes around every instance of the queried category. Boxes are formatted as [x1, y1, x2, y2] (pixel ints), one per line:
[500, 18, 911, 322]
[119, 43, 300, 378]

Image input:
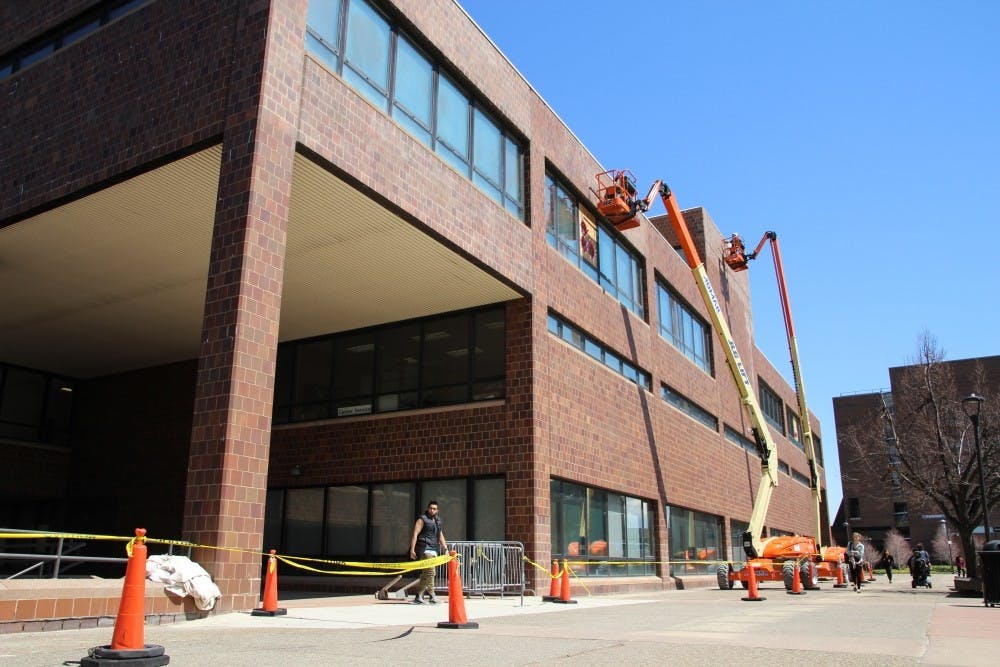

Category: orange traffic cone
[542, 560, 561, 601]
[553, 559, 577, 604]
[437, 551, 478, 629]
[788, 561, 806, 595]
[81, 528, 169, 666]
[741, 562, 765, 602]
[834, 561, 848, 588]
[252, 549, 287, 616]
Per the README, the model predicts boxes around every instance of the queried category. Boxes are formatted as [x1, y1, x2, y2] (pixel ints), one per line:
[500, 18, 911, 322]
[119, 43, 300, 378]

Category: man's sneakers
[413, 592, 438, 604]
[412, 596, 424, 604]
[427, 597, 439, 604]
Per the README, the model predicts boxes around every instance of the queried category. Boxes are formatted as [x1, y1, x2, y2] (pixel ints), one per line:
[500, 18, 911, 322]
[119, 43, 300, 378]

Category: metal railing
[434, 541, 525, 604]
[0, 528, 190, 579]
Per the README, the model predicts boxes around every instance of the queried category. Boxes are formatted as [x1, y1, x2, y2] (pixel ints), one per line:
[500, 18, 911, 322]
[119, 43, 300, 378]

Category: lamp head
[963, 393, 984, 418]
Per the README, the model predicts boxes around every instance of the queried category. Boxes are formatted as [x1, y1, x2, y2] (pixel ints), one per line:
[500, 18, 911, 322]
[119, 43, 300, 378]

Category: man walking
[409, 500, 448, 604]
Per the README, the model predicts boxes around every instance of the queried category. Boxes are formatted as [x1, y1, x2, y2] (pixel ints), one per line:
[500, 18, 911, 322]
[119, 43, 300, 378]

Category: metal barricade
[435, 541, 525, 605]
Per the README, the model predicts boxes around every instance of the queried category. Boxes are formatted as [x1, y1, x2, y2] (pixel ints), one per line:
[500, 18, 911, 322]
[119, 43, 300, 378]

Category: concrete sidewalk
[3, 572, 998, 666]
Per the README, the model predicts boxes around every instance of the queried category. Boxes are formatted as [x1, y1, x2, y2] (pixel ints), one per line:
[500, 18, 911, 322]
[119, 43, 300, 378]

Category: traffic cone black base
[437, 619, 480, 629]
[80, 645, 169, 667]
[250, 607, 287, 617]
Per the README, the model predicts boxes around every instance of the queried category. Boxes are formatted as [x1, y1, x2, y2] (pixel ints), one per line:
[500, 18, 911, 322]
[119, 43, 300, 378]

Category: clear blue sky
[457, 0, 1000, 518]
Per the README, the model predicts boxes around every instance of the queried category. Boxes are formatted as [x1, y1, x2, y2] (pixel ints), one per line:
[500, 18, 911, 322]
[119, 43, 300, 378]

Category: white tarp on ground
[146, 554, 222, 611]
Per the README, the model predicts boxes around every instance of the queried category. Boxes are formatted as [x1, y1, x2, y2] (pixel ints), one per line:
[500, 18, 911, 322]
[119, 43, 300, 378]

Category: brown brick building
[833, 355, 1000, 555]
[1, 0, 831, 612]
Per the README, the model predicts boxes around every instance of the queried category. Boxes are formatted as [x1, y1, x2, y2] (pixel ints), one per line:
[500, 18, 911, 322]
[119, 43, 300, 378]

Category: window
[791, 468, 810, 486]
[0, 363, 75, 446]
[786, 407, 803, 449]
[758, 379, 785, 434]
[661, 385, 717, 431]
[545, 174, 645, 317]
[777, 459, 790, 475]
[342, 0, 391, 109]
[724, 424, 758, 455]
[668, 506, 722, 576]
[547, 312, 650, 390]
[273, 306, 505, 423]
[551, 479, 654, 576]
[305, 0, 525, 218]
[656, 282, 711, 373]
[391, 36, 433, 145]
[306, 0, 343, 70]
[848, 497, 860, 520]
[729, 519, 750, 562]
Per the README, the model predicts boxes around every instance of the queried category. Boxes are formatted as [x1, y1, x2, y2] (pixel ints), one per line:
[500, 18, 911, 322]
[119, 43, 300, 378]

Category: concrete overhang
[0, 145, 521, 378]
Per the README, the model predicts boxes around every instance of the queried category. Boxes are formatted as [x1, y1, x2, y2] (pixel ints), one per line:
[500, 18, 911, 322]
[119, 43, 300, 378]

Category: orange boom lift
[723, 232, 847, 581]
[595, 174, 821, 590]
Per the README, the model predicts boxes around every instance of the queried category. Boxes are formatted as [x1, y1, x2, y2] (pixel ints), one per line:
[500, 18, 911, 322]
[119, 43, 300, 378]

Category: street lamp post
[941, 518, 954, 572]
[963, 393, 992, 543]
[843, 520, 851, 547]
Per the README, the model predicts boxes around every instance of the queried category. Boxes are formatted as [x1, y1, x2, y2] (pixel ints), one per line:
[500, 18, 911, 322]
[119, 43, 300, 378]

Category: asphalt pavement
[3, 572, 998, 666]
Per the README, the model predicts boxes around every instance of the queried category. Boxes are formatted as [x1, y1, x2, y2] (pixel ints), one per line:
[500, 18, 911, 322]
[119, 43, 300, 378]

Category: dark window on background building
[273, 306, 505, 423]
[545, 174, 645, 318]
[263, 477, 504, 558]
[667, 506, 722, 576]
[551, 479, 654, 577]
[848, 497, 860, 520]
[656, 282, 711, 373]
[305, 0, 525, 218]
[758, 379, 785, 434]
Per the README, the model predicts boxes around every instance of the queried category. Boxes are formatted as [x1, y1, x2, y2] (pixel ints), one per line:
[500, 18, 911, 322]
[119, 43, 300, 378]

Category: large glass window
[342, 0, 391, 109]
[391, 36, 433, 145]
[304, 0, 525, 218]
[656, 282, 711, 373]
[551, 479, 655, 577]
[545, 174, 645, 317]
[0, 364, 76, 445]
[285, 487, 325, 555]
[435, 75, 471, 172]
[306, 0, 343, 70]
[325, 485, 368, 554]
[371, 481, 415, 556]
[376, 322, 420, 412]
[667, 506, 722, 576]
[729, 518, 749, 562]
[292, 339, 333, 421]
[273, 305, 504, 424]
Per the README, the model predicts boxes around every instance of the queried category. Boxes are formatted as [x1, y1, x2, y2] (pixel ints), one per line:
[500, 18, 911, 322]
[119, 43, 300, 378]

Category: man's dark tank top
[416, 513, 440, 550]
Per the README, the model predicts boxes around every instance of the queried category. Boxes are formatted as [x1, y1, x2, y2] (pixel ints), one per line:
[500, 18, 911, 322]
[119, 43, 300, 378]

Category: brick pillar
[183, 0, 307, 613]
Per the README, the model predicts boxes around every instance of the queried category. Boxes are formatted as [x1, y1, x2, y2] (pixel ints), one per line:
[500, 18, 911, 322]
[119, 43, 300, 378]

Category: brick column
[183, 0, 307, 613]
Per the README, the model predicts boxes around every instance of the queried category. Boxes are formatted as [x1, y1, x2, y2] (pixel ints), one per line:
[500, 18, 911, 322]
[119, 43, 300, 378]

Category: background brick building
[1, 0, 831, 611]
[833, 355, 1000, 557]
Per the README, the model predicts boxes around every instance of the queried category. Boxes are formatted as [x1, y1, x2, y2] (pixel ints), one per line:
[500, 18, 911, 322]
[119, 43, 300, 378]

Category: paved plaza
[3, 572, 998, 666]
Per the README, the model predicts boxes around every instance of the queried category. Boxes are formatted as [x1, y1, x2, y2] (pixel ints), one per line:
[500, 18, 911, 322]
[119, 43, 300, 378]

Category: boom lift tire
[782, 561, 797, 591]
[717, 563, 734, 590]
[802, 561, 819, 590]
